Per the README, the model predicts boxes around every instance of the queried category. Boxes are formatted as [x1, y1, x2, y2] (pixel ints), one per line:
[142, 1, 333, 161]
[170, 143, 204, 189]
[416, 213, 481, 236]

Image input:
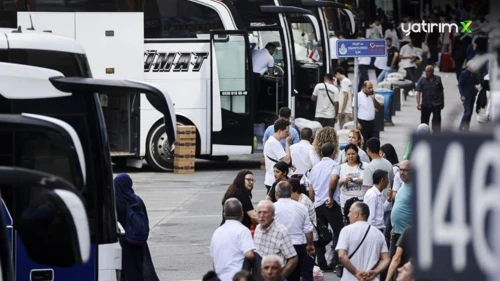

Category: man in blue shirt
[390, 160, 412, 257]
[263, 107, 299, 149]
[458, 62, 479, 132]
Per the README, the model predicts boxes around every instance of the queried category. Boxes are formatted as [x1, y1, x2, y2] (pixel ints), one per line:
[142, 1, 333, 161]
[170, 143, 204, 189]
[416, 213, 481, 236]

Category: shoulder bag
[335, 225, 371, 278]
[310, 219, 333, 247]
[323, 83, 338, 121]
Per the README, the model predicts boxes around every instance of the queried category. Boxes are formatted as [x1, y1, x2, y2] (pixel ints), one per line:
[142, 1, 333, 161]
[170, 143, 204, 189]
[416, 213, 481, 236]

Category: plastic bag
[313, 266, 325, 281]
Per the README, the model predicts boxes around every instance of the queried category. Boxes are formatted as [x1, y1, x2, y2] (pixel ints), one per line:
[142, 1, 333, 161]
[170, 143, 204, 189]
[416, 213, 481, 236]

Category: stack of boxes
[174, 126, 196, 174]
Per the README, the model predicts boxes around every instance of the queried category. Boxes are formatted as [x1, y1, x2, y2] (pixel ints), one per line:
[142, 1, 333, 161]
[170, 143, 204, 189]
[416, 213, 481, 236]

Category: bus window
[144, 0, 224, 39]
[214, 34, 249, 114]
[290, 22, 322, 63]
[6, 49, 91, 77]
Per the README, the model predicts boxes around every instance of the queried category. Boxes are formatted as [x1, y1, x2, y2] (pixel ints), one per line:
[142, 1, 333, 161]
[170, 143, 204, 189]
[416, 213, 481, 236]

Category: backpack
[125, 200, 150, 245]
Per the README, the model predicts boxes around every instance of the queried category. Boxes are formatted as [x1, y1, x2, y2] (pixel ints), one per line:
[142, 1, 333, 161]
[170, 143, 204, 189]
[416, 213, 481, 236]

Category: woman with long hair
[338, 144, 369, 220]
[265, 161, 290, 202]
[308, 127, 339, 168]
[337, 129, 370, 163]
[221, 169, 258, 231]
[380, 143, 400, 172]
[114, 173, 160, 281]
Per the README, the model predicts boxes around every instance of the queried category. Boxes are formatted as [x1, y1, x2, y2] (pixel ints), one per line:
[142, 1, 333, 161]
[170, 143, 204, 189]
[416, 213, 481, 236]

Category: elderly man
[261, 254, 285, 281]
[415, 65, 445, 133]
[274, 181, 315, 281]
[254, 200, 298, 280]
[389, 160, 412, 257]
[336, 202, 390, 281]
[210, 198, 255, 281]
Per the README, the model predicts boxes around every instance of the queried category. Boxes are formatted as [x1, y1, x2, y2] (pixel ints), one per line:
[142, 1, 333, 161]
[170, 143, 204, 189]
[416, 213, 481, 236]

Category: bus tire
[145, 121, 180, 172]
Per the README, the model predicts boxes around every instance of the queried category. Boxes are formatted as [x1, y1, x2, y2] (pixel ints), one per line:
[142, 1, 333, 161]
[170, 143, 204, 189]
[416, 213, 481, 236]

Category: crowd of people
[207, 102, 431, 281]
[330, 2, 490, 133]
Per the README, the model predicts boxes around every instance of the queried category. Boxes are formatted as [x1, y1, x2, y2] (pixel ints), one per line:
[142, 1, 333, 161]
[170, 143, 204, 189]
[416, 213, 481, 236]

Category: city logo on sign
[338, 43, 347, 55]
[401, 20, 472, 36]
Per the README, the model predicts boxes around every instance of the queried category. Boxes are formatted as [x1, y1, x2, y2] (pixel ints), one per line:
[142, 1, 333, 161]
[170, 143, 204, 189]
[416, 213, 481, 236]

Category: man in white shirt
[308, 142, 343, 271]
[311, 73, 339, 127]
[252, 42, 276, 76]
[364, 170, 391, 233]
[336, 202, 390, 281]
[290, 128, 313, 176]
[274, 181, 315, 281]
[357, 81, 382, 145]
[210, 198, 256, 281]
[334, 67, 354, 128]
[398, 40, 418, 93]
[252, 42, 277, 105]
[263, 118, 292, 192]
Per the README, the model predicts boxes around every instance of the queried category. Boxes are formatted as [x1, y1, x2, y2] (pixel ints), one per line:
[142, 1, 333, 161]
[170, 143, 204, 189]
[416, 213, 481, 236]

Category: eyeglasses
[400, 169, 410, 172]
[245, 178, 255, 182]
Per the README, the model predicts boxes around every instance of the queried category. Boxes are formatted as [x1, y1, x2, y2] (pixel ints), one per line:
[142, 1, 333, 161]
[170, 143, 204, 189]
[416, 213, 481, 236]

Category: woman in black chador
[114, 173, 160, 281]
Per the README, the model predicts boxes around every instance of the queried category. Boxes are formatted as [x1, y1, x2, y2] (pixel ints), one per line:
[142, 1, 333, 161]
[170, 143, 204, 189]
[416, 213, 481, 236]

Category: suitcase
[440, 52, 454, 72]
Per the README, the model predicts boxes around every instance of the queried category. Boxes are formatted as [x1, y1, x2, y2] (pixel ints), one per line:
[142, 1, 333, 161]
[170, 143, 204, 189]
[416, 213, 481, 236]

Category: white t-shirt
[374, 56, 388, 70]
[312, 82, 339, 118]
[330, 37, 338, 59]
[308, 148, 321, 168]
[357, 91, 375, 121]
[399, 44, 417, 68]
[339, 78, 354, 114]
[252, 48, 274, 75]
[210, 220, 256, 281]
[263, 136, 286, 186]
[290, 140, 313, 175]
[339, 162, 369, 208]
[335, 221, 389, 281]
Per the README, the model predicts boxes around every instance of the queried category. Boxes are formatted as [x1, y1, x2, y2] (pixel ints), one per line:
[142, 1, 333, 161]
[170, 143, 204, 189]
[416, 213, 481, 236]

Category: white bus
[0, 0, 351, 171]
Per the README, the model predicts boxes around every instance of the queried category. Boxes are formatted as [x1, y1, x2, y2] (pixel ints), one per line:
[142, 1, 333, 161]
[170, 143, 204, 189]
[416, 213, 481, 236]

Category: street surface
[114, 68, 482, 281]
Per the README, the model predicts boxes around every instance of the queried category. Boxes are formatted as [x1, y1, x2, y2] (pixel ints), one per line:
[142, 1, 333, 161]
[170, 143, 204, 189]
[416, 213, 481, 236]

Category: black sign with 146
[411, 129, 500, 281]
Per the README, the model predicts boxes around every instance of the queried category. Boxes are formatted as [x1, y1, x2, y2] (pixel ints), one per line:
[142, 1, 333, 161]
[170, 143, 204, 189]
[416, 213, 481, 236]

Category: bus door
[209, 30, 254, 155]
[260, 5, 321, 119]
[0, 113, 93, 281]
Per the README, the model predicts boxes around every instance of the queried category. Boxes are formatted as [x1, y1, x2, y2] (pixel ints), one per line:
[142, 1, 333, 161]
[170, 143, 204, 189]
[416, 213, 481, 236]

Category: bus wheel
[145, 121, 183, 172]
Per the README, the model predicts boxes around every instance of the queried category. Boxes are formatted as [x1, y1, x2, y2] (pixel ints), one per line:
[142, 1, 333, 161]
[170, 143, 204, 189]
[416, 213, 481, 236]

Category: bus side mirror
[0, 167, 90, 267]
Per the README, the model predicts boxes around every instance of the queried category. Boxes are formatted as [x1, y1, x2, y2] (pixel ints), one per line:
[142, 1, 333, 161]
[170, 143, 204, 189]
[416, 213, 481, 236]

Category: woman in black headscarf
[114, 173, 159, 281]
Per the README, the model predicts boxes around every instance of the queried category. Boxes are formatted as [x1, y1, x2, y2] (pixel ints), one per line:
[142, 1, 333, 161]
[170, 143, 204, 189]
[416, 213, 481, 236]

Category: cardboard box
[173, 159, 195, 174]
[176, 125, 196, 141]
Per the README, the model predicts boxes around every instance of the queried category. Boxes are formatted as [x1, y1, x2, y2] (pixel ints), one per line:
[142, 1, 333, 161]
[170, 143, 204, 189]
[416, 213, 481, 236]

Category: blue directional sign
[336, 39, 387, 58]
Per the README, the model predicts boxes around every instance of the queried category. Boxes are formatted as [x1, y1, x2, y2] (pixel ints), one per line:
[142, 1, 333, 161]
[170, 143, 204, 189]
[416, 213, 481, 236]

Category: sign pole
[353, 58, 359, 128]
[336, 39, 386, 130]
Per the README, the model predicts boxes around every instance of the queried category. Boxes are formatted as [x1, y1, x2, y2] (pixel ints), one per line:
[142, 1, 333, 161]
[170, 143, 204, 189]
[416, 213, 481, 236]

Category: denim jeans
[377, 67, 397, 83]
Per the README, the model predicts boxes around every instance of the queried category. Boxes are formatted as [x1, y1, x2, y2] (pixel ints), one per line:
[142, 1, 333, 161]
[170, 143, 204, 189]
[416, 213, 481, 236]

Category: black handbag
[336, 225, 371, 278]
[311, 219, 333, 247]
